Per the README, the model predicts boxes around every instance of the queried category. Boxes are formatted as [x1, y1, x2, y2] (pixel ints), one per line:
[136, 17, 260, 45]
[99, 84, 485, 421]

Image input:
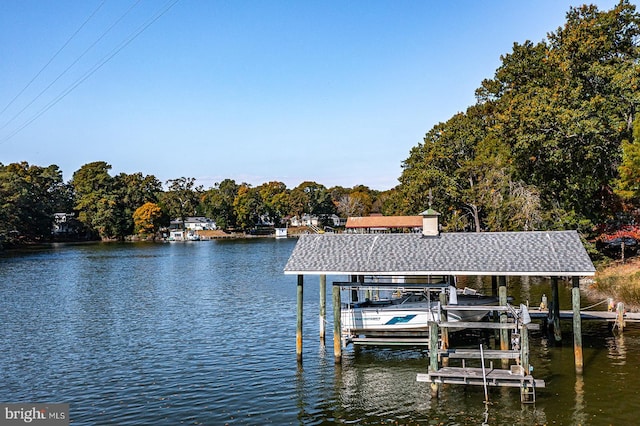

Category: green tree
[71, 161, 114, 238]
[257, 181, 289, 226]
[615, 117, 640, 203]
[112, 172, 163, 236]
[233, 184, 263, 230]
[290, 181, 335, 217]
[477, 1, 640, 228]
[161, 177, 201, 228]
[201, 179, 239, 230]
[0, 162, 67, 242]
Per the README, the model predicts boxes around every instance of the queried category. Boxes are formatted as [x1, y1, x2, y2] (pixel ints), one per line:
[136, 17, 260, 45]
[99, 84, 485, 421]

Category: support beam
[319, 275, 326, 343]
[332, 284, 342, 363]
[552, 277, 562, 342]
[297, 275, 303, 363]
[572, 277, 583, 374]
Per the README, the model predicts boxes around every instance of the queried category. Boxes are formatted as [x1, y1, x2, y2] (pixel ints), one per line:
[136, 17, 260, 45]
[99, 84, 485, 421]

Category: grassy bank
[592, 258, 640, 311]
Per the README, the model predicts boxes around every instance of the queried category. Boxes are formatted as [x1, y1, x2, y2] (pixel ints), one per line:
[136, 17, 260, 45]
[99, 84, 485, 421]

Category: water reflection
[573, 374, 586, 425]
[607, 332, 627, 366]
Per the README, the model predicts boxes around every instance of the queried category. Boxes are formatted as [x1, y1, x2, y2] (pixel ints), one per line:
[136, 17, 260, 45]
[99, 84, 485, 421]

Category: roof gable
[284, 230, 595, 276]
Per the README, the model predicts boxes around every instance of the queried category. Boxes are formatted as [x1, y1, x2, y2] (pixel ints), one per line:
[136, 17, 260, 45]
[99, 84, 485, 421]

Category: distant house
[345, 215, 423, 233]
[170, 217, 216, 231]
[169, 230, 184, 241]
[52, 213, 80, 235]
[289, 214, 319, 227]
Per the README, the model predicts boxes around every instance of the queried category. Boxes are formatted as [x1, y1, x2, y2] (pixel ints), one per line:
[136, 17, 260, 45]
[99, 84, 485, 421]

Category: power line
[0, 0, 180, 145]
[0, 0, 143, 133]
[0, 0, 106, 119]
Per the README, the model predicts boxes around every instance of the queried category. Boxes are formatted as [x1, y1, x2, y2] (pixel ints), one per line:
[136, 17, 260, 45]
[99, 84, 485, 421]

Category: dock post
[319, 275, 326, 343]
[439, 291, 449, 351]
[297, 275, 304, 363]
[552, 277, 562, 342]
[572, 277, 583, 374]
[520, 324, 529, 375]
[332, 284, 342, 363]
[498, 277, 509, 368]
[428, 321, 439, 396]
[498, 277, 508, 350]
[616, 302, 625, 332]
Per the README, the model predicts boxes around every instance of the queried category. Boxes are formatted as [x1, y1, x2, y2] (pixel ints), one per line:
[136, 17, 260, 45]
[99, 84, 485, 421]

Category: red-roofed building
[345, 215, 423, 233]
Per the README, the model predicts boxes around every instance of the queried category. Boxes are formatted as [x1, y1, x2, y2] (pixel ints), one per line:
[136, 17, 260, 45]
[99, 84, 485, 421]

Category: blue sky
[0, 0, 622, 190]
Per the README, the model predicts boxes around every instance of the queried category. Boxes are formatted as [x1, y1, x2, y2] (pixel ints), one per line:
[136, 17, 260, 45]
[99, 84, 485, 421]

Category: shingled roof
[284, 230, 595, 276]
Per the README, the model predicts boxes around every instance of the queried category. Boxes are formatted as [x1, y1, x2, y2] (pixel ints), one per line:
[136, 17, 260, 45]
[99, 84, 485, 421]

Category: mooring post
[439, 291, 449, 351]
[332, 283, 342, 363]
[428, 321, 439, 396]
[572, 276, 583, 374]
[499, 277, 508, 351]
[491, 276, 498, 297]
[616, 301, 625, 332]
[552, 277, 562, 342]
[498, 276, 509, 369]
[297, 275, 304, 363]
[520, 324, 529, 376]
[319, 275, 326, 343]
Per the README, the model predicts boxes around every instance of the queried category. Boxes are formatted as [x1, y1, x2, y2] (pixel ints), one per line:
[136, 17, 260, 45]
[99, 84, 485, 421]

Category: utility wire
[0, 0, 180, 145]
[0, 0, 106, 119]
[0, 0, 143, 133]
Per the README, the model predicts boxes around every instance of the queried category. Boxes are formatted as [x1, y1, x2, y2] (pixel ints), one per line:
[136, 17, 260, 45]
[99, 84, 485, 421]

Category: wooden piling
[572, 277, 583, 374]
[297, 275, 303, 363]
[439, 291, 449, 351]
[552, 277, 562, 342]
[520, 324, 529, 376]
[319, 275, 326, 343]
[332, 284, 342, 363]
[616, 302, 625, 331]
[428, 321, 439, 396]
[498, 277, 508, 351]
[498, 277, 509, 369]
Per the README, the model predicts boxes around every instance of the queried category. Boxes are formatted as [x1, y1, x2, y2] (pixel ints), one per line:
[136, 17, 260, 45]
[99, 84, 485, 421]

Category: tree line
[390, 1, 640, 239]
[2, 2, 639, 247]
[0, 160, 392, 243]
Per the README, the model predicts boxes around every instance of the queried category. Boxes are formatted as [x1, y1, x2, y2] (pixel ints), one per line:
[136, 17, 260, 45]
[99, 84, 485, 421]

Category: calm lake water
[0, 239, 638, 425]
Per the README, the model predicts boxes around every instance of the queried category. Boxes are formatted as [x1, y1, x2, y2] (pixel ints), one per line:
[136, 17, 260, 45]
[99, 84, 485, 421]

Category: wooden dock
[417, 366, 545, 388]
[416, 314, 545, 403]
[528, 307, 640, 322]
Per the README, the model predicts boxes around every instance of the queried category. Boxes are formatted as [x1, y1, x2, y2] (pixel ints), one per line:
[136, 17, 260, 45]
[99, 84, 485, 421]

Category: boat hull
[341, 295, 498, 335]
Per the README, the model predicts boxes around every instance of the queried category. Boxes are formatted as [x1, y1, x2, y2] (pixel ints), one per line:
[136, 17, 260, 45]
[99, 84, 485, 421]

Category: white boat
[186, 232, 200, 241]
[341, 286, 498, 334]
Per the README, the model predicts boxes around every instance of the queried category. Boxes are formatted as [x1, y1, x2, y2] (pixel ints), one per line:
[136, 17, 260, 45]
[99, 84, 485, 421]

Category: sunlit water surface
[0, 239, 638, 424]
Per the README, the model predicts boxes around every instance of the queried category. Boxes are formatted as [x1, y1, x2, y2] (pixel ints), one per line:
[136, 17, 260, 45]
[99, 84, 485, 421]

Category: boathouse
[345, 214, 423, 233]
[284, 210, 596, 376]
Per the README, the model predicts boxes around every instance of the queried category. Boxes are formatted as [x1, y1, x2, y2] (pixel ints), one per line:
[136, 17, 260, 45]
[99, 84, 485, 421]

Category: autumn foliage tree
[133, 202, 163, 237]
